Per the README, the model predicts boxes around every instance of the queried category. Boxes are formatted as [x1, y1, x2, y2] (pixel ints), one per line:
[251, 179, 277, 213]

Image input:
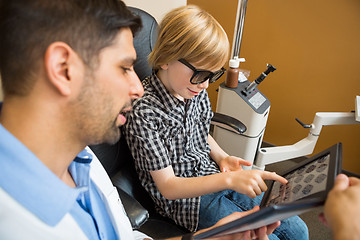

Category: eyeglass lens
[192, 71, 212, 84]
[178, 59, 225, 84]
[191, 70, 224, 84]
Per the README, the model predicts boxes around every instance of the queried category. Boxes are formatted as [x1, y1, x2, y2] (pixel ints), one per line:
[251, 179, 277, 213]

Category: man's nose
[130, 71, 144, 99]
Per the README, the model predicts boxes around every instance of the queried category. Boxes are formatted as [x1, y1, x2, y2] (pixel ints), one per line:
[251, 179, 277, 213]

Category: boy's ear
[160, 63, 169, 70]
[44, 42, 80, 96]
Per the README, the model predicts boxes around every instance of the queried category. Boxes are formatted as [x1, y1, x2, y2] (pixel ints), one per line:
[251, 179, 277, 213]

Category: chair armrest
[117, 187, 149, 230]
[211, 112, 247, 134]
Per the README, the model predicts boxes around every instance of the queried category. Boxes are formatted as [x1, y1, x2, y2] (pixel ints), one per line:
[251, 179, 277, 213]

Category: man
[320, 174, 360, 240]
[0, 0, 278, 239]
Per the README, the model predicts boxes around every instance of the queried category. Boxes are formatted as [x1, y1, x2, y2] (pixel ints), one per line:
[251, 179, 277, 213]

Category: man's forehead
[101, 28, 137, 62]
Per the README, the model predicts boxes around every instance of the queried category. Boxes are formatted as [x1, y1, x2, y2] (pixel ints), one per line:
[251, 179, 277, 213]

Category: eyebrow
[121, 57, 137, 66]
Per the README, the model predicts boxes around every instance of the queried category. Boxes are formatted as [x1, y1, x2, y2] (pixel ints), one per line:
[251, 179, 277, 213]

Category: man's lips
[118, 106, 132, 125]
[121, 106, 132, 112]
[118, 113, 127, 125]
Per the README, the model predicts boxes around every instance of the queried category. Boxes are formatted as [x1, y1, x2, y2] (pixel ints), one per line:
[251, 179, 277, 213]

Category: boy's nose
[197, 80, 209, 89]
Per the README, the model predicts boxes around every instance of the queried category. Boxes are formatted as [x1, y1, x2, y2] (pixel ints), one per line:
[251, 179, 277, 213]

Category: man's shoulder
[0, 188, 88, 240]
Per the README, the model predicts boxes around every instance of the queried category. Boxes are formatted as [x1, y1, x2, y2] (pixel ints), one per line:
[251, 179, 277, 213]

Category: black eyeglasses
[178, 58, 226, 84]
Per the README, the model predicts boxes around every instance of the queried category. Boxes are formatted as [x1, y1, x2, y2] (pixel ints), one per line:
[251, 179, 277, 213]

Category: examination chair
[89, 6, 245, 239]
[90, 7, 189, 238]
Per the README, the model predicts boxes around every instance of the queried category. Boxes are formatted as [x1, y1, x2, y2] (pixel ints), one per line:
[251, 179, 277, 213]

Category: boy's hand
[228, 170, 288, 198]
[219, 156, 252, 172]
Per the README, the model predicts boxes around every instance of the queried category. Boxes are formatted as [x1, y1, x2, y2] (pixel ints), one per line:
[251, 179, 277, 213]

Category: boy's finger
[261, 171, 288, 184]
[239, 159, 252, 166]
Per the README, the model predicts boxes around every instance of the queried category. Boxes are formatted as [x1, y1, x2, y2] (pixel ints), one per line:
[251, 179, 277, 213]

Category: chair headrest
[89, 7, 158, 176]
[129, 7, 158, 81]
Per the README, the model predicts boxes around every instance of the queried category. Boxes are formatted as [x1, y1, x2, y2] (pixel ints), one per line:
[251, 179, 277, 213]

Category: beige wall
[188, 0, 360, 173]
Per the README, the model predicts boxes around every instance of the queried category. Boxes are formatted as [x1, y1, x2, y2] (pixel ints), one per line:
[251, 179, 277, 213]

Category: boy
[125, 5, 308, 240]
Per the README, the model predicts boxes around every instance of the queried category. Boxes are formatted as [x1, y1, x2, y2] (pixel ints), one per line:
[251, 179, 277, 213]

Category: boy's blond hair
[149, 5, 229, 71]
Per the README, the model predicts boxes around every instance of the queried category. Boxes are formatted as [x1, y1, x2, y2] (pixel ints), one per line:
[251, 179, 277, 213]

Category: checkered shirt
[124, 73, 220, 232]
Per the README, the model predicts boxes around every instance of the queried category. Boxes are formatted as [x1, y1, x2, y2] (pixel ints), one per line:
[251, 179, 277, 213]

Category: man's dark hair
[0, 0, 141, 96]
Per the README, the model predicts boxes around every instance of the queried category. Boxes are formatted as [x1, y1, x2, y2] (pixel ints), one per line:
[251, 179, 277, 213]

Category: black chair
[89, 6, 246, 239]
[90, 7, 190, 239]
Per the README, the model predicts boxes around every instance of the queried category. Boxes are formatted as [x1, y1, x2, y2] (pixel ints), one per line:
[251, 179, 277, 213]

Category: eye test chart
[265, 154, 330, 207]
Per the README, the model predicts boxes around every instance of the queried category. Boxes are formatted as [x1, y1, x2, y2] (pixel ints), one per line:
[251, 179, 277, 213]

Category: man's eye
[121, 66, 135, 74]
[122, 67, 131, 72]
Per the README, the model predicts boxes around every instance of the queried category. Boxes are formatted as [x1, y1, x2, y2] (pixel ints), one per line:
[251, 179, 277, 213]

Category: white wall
[123, 0, 186, 23]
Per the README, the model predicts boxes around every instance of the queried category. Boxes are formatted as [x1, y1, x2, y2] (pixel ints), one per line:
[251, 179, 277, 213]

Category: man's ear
[44, 42, 79, 96]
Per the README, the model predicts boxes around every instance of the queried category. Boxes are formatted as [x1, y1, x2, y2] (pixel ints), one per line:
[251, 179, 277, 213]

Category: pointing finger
[261, 171, 288, 184]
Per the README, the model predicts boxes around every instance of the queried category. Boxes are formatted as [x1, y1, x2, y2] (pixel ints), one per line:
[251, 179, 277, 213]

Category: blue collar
[0, 122, 93, 226]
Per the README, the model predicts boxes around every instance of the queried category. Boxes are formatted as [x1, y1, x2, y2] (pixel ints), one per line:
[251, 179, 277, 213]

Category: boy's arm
[207, 134, 252, 172]
[150, 166, 231, 200]
[150, 165, 287, 199]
